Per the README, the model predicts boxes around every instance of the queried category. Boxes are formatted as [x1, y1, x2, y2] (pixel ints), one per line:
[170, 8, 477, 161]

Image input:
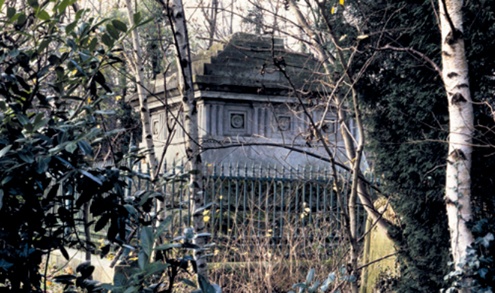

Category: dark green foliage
[468, 219, 495, 290]
[0, 2, 139, 291]
[53, 261, 102, 292]
[464, 2, 495, 223]
[354, 0, 495, 291]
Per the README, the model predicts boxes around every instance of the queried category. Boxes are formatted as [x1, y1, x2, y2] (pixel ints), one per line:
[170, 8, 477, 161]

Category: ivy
[356, 0, 495, 291]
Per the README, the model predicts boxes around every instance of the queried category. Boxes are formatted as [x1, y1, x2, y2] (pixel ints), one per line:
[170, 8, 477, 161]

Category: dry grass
[208, 217, 349, 293]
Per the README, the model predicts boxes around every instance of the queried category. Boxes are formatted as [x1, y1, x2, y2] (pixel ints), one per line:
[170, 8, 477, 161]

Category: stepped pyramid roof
[152, 32, 324, 97]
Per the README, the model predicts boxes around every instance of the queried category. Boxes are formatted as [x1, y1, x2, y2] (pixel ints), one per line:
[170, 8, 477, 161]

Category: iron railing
[126, 162, 368, 244]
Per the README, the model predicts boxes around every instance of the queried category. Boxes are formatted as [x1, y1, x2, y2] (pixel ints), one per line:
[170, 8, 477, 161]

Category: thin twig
[374, 44, 442, 78]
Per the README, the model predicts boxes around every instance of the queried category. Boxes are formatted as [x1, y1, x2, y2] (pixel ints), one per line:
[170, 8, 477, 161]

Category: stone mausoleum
[141, 32, 346, 170]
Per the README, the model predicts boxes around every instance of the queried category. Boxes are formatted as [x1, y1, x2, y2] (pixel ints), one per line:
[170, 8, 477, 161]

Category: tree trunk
[125, 0, 158, 180]
[207, 0, 218, 50]
[439, 0, 474, 287]
[288, 2, 392, 291]
[167, 0, 208, 278]
[288, 0, 393, 238]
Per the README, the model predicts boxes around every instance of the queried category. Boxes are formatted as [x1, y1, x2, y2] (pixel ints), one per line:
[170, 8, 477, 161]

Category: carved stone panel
[277, 115, 291, 131]
[223, 106, 252, 136]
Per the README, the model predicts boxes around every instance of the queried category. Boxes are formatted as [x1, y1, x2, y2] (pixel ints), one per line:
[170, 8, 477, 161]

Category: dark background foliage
[355, 0, 495, 291]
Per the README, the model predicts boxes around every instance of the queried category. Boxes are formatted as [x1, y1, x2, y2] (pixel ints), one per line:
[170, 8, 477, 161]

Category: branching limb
[374, 44, 442, 78]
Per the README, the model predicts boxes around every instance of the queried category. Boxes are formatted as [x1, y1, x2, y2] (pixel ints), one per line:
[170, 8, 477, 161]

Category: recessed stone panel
[230, 113, 245, 129]
[277, 115, 291, 131]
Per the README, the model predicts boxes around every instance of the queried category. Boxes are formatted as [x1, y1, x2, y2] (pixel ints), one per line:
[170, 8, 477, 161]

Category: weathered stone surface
[133, 33, 347, 170]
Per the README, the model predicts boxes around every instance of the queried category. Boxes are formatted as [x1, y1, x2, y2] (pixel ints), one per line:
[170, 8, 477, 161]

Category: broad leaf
[79, 170, 103, 185]
[0, 145, 12, 158]
[143, 262, 169, 277]
[58, 0, 76, 14]
[94, 213, 110, 232]
[133, 12, 141, 25]
[306, 268, 315, 284]
[36, 10, 50, 21]
[65, 21, 78, 34]
[65, 142, 78, 153]
[101, 33, 113, 47]
[112, 19, 127, 32]
[53, 274, 76, 284]
[59, 245, 70, 260]
[106, 23, 119, 39]
[140, 226, 154, 258]
[154, 243, 182, 251]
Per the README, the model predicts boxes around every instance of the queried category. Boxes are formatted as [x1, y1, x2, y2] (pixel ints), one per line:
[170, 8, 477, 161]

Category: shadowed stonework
[133, 32, 352, 170]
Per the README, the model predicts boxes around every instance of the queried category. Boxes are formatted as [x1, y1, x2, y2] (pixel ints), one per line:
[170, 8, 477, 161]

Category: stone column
[217, 103, 224, 136]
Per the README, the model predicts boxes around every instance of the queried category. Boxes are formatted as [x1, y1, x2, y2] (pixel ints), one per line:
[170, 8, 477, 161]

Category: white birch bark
[124, 0, 158, 181]
[168, 0, 208, 278]
[439, 0, 475, 280]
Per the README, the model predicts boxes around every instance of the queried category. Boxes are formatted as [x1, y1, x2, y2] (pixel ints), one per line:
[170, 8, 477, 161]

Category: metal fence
[128, 162, 368, 244]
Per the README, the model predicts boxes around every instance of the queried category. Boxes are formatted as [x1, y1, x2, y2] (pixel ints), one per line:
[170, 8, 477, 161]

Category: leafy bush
[0, 1, 135, 291]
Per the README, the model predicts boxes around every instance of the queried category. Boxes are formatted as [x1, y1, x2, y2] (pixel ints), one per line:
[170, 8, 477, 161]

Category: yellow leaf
[115, 95, 122, 101]
[203, 209, 210, 215]
[339, 0, 344, 5]
[204, 215, 210, 222]
[331, 6, 336, 14]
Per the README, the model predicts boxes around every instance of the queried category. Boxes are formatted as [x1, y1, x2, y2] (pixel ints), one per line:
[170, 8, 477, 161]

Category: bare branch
[374, 44, 443, 78]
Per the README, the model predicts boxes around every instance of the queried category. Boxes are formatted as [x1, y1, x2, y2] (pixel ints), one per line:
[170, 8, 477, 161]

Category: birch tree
[439, 0, 475, 287]
[125, 0, 159, 180]
[159, 0, 210, 280]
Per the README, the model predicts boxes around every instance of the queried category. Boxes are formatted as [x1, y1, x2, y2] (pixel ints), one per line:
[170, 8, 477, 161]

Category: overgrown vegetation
[1, 0, 495, 292]
[356, 0, 495, 291]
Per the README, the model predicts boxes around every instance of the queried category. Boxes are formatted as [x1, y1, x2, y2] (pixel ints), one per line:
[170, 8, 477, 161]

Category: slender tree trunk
[207, 0, 218, 49]
[125, 0, 158, 180]
[288, 2, 389, 291]
[167, 0, 208, 278]
[439, 0, 474, 288]
[288, 0, 392, 238]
